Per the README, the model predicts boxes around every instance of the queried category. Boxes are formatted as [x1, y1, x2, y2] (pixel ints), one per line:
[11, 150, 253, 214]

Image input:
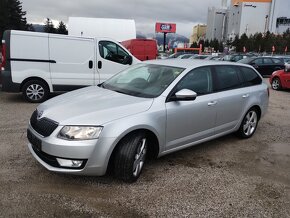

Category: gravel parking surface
[0, 81, 290, 217]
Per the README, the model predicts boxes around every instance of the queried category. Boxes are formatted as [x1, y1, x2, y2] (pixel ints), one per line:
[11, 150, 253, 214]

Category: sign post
[155, 22, 176, 52]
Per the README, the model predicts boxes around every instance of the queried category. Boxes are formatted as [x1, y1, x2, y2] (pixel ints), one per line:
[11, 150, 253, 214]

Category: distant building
[227, 0, 272, 41]
[206, 7, 227, 41]
[269, 0, 290, 34]
[190, 24, 207, 44]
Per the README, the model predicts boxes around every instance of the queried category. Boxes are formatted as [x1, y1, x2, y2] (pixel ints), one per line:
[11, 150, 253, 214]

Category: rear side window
[213, 66, 242, 92]
[240, 67, 262, 86]
[272, 58, 283, 64]
[263, 58, 273, 64]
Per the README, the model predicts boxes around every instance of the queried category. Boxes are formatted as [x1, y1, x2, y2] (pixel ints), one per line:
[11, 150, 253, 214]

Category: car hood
[37, 86, 153, 125]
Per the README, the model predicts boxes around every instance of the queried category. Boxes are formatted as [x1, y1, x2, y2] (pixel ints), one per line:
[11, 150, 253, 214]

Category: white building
[269, 0, 290, 34]
[227, 0, 272, 40]
[205, 7, 227, 41]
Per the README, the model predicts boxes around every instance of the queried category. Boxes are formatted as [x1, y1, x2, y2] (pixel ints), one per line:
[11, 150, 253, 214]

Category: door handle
[89, 60, 93, 69]
[242, 94, 249, 98]
[98, 61, 102, 69]
[208, 101, 217, 106]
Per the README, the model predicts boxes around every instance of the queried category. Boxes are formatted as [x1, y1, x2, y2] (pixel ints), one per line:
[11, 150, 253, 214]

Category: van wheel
[114, 132, 147, 183]
[237, 108, 258, 139]
[22, 80, 49, 103]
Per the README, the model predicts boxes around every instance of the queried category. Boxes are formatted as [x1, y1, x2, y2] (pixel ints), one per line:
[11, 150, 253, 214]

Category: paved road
[0, 83, 290, 217]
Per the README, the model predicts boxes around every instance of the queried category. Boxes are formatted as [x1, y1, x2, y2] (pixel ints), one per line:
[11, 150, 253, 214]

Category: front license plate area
[27, 129, 42, 152]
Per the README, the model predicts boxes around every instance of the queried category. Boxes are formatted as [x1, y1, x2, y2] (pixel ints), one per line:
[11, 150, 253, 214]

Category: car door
[250, 58, 264, 76]
[49, 35, 95, 91]
[96, 40, 134, 83]
[213, 65, 246, 134]
[165, 66, 217, 150]
[281, 70, 290, 88]
[263, 58, 275, 76]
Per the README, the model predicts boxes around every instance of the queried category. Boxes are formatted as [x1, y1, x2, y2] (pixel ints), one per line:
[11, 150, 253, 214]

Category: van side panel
[121, 39, 157, 61]
[49, 35, 95, 90]
[1, 31, 51, 92]
[10, 31, 51, 90]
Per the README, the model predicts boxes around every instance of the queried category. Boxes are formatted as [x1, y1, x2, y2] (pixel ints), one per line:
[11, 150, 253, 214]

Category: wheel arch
[248, 105, 262, 121]
[107, 128, 160, 174]
[20, 77, 51, 92]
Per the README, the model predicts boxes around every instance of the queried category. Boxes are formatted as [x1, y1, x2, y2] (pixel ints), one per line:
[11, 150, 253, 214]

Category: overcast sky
[21, 0, 222, 37]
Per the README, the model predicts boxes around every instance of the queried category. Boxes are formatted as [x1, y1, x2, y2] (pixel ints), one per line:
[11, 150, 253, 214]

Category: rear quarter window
[272, 58, 283, 64]
[240, 67, 262, 86]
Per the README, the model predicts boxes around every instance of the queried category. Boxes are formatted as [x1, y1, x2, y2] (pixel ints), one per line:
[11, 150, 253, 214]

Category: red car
[269, 63, 290, 90]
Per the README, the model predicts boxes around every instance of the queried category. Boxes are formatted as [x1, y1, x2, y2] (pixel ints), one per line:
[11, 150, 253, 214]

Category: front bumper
[27, 124, 116, 176]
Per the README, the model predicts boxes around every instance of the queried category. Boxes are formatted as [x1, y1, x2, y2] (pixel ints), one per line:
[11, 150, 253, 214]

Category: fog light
[56, 158, 83, 168]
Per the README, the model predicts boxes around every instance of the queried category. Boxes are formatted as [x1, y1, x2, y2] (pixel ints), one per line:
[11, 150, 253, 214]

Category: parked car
[269, 62, 290, 90]
[27, 60, 269, 182]
[167, 52, 195, 59]
[190, 54, 210, 60]
[272, 55, 290, 63]
[157, 53, 169, 59]
[177, 54, 197, 59]
[222, 54, 256, 62]
[204, 56, 222, 61]
[238, 56, 284, 77]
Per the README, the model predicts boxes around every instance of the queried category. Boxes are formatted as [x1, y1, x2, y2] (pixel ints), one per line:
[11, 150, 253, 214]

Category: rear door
[213, 65, 246, 134]
[262, 58, 275, 76]
[49, 35, 95, 91]
[10, 31, 50, 85]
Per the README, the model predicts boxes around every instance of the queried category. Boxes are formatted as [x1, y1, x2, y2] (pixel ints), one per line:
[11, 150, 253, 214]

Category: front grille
[30, 110, 58, 137]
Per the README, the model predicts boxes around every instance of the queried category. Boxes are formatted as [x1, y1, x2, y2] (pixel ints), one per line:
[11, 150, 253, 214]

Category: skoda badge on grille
[37, 111, 43, 120]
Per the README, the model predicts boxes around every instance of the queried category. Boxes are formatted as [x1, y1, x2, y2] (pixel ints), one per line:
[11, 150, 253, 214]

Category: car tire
[22, 80, 49, 103]
[114, 132, 147, 183]
[237, 108, 259, 139]
[271, 77, 281, 90]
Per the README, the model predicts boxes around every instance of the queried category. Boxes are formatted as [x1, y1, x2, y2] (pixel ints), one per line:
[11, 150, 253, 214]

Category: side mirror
[123, 55, 133, 65]
[285, 63, 290, 72]
[170, 89, 197, 101]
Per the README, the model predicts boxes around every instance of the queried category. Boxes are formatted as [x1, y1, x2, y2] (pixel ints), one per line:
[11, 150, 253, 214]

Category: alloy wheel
[243, 110, 258, 136]
[133, 138, 147, 177]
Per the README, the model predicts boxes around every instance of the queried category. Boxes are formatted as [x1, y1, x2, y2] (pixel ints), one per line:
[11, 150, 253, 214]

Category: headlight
[58, 126, 103, 140]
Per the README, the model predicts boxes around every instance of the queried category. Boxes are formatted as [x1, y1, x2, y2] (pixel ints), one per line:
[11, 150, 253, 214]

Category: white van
[1, 30, 139, 102]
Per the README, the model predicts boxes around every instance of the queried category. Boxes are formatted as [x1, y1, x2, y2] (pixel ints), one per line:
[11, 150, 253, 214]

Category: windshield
[102, 64, 185, 98]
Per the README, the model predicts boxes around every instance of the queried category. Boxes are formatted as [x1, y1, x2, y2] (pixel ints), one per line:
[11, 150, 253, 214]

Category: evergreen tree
[56, 21, 68, 35]
[0, 0, 29, 43]
[190, 42, 198, 48]
[44, 18, 56, 33]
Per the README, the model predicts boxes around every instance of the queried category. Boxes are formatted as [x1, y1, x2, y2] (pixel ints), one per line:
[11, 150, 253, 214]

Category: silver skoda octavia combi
[27, 60, 269, 182]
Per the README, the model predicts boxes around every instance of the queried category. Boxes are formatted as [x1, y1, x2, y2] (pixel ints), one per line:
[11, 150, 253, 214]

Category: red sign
[155, 23, 176, 33]
[272, 45, 275, 52]
[243, 46, 246, 53]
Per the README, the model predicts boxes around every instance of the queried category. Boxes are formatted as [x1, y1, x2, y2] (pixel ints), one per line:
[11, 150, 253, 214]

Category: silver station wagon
[27, 60, 269, 182]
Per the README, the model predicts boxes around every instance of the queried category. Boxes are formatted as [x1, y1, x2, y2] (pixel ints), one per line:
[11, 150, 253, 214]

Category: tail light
[1, 40, 6, 71]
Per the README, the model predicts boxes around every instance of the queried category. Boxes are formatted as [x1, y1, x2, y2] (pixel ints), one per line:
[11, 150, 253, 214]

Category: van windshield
[102, 64, 184, 98]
